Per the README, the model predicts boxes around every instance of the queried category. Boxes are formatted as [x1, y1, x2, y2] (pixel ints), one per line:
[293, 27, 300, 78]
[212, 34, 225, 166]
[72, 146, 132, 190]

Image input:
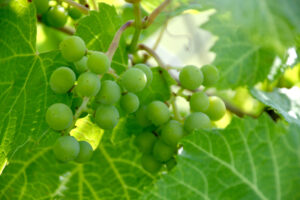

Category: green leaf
[251, 87, 300, 126]
[76, 3, 128, 74]
[142, 115, 300, 200]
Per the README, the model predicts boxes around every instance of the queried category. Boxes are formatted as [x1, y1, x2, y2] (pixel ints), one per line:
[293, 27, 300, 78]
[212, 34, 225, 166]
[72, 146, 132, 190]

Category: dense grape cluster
[45, 35, 225, 171]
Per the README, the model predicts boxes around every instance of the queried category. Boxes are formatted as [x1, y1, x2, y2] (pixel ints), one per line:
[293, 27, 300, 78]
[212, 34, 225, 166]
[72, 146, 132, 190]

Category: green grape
[95, 105, 119, 129]
[87, 51, 110, 74]
[161, 120, 184, 146]
[75, 141, 93, 163]
[96, 80, 121, 105]
[136, 106, 152, 127]
[46, 103, 73, 131]
[141, 154, 162, 174]
[153, 140, 175, 162]
[205, 96, 226, 121]
[76, 72, 101, 97]
[135, 132, 157, 153]
[201, 65, 219, 86]
[33, 0, 49, 15]
[121, 68, 147, 93]
[184, 112, 211, 133]
[147, 101, 170, 126]
[166, 157, 177, 171]
[46, 6, 68, 28]
[60, 36, 86, 62]
[179, 65, 203, 90]
[68, 7, 82, 20]
[134, 63, 153, 86]
[50, 67, 76, 94]
[189, 91, 209, 112]
[74, 56, 88, 74]
[53, 136, 80, 162]
[120, 92, 140, 113]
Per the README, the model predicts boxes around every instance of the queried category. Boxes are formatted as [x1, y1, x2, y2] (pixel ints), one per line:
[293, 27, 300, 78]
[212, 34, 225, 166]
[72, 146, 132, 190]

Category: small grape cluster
[33, 0, 82, 28]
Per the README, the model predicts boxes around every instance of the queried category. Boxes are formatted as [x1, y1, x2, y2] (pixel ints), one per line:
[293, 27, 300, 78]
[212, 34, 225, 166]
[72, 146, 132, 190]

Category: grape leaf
[251, 87, 300, 126]
[142, 114, 300, 200]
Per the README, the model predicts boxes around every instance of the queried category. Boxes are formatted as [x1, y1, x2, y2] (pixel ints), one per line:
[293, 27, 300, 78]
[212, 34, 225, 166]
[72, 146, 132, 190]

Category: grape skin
[121, 68, 147, 93]
[46, 6, 68, 28]
[87, 51, 110, 74]
[134, 63, 153, 86]
[60, 36, 86, 62]
[74, 56, 88, 74]
[33, 0, 49, 14]
[153, 140, 175, 162]
[75, 141, 93, 163]
[53, 136, 80, 162]
[136, 106, 152, 127]
[95, 105, 119, 130]
[189, 91, 209, 112]
[46, 103, 73, 131]
[184, 112, 211, 133]
[201, 65, 219, 86]
[135, 132, 157, 154]
[76, 72, 101, 97]
[96, 80, 121, 105]
[205, 96, 226, 121]
[147, 101, 170, 126]
[141, 154, 162, 174]
[161, 120, 184, 146]
[120, 92, 140, 113]
[50, 67, 76, 94]
[68, 7, 82, 20]
[179, 65, 203, 90]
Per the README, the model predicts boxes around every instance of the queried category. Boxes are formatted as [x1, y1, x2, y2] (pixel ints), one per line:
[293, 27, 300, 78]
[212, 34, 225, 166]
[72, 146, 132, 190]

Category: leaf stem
[61, 0, 89, 15]
[129, 3, 143, 52]
[171, 94, 182, 122]
[143, 0, 172, 28]
[138, 44, 165, 68]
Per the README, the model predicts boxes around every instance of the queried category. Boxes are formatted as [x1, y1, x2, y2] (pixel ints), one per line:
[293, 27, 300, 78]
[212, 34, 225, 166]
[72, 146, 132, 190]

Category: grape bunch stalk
[44, 0, 226, 173]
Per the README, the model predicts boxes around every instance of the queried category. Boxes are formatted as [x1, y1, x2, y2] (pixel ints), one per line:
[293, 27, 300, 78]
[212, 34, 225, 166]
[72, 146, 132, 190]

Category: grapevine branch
[61, 0, 89, 14]
[143, 0, 171, 28]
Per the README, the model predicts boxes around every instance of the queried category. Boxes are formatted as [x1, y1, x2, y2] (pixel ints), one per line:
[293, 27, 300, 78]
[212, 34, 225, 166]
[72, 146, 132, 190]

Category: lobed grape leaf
[251, 87, 300, 126]
[142, 114, 300, 200]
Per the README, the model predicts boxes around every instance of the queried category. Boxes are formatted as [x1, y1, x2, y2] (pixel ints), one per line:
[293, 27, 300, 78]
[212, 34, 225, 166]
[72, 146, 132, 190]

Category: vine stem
[138, 44, 165, 68]
[129, 3, 142, 52]
[143, 0, 172, 28]
[171, 94, 182, 122]
[106, 20, 134, 61]
[61, 0, 89, 14]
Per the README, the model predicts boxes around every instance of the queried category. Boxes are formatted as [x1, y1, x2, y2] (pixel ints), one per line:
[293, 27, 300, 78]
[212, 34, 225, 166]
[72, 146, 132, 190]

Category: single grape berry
[96, 80, 121, 105]
[189, 91, 209, 112]
[60, 36, 86, 62]
[121, 68, 147, 93]
[153, 140, 175, 162]
[184, 112, 211, 133]
[33, 0, 49, 15]
[68, 7, 82, 20]
[205, 96, 226, 121]
[136, 106, 152, 127]
[201, 65, 219, 86]
[75, 141, 93, 163]
[53, 136, 79, 162]
[147, 101, 170, 126]
[76, 72, 101, 97]
[46, 103, 73, 131]
[141, 154, 162, 174]
[161, 120, 184, 146]
[135, 132, 157, 154]
[95, 105, 119, 130]
[166, 157, 177, 171]
[134, 63, 153, 86]
[87, 51, 110, 74]
[74, 56, 88, 74]
[50, 67, 76, 94]
[120, 93, 140, 113]
[46, 6, 68, 28]
[179, 65, 203, 90]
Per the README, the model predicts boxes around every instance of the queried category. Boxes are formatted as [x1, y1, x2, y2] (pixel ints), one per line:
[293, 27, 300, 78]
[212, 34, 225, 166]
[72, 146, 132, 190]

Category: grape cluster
[33, 0, 82, 28]
[45, 35, 225, 171]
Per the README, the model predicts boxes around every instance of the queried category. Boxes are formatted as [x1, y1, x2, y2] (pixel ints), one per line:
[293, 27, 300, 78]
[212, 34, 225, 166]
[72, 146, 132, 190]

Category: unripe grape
[135, 132, 157, 153]
[53, 136, 79, 162]
[136, 106, 152, 127]
[46, 103, 73, 131]
[179, 65, 203, 90]
[96, 80, 121, 105]
[76, 72, 101, 97]
[147, 101, 170, 126]
[141, 154, 162, 174]
[184, 112, 211, 133]
[120, 92, 139, 113]
[189, 91, 209, 112]
[134, 64, 153, 86]
[121, 68, 147, 93]
[50, 67, 76, 94]
[46, 6, 68, 28]
[75, 141, 93, 163]
[153, 140, 175, 162]
[68, 7, 82, 20]
[95, 105, 119, 130]
[33, 0, 49, 15]
[87, 51, 110, 74]
[74, 56, 88, 74]
[161, 120, 184, 146]
[205, 96, 226, 121]
[60, 36, 86, 62]
[201, 65, 219, 86]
